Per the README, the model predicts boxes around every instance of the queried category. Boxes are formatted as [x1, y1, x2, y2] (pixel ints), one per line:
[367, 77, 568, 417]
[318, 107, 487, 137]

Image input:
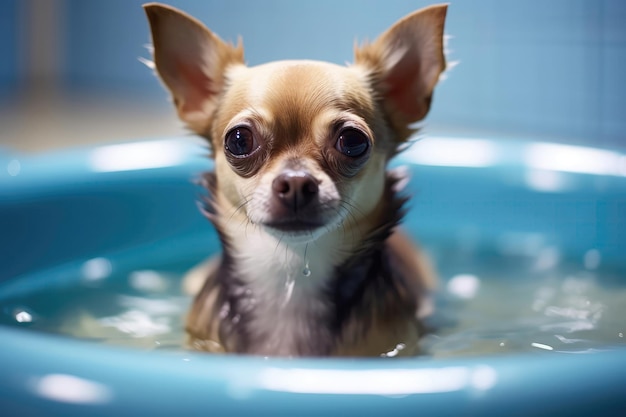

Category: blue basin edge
[1, 136, 625, 416]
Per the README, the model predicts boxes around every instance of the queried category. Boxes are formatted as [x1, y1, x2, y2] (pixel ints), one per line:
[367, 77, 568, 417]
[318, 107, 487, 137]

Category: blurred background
[0, 0, 625, 153]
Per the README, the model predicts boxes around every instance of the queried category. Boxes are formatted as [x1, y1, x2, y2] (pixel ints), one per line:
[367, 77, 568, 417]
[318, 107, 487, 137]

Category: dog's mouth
[263, 218, 326, 233]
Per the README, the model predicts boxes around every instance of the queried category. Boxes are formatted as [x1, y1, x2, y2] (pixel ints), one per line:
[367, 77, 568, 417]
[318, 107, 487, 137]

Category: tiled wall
[2, 0, 625, 147]
[0, 0, 19, 98]
[442, 0, 626, 147]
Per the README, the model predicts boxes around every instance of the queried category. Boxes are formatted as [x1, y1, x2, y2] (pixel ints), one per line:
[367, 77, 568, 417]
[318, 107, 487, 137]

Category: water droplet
[15, 309, 33, 323]
[302, 245, 311, 277]
[619, 332, 624, 338]
[499, 342, 506, 347]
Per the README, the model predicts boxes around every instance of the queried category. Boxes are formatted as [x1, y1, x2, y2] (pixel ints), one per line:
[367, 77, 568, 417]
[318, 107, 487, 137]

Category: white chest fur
[228, 227, 344, 355]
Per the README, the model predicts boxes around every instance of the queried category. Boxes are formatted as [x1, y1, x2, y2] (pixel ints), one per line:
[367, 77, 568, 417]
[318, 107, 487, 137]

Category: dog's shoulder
[386, 230, 437, 296]
[184, 256, 225, 352]
[333, 230, 436, 357]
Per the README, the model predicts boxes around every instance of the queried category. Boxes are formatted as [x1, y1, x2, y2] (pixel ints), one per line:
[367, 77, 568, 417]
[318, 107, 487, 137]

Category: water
[0, 266, 189, 351]
[1, 241, 625, 358]
[420, 245, 626, 357]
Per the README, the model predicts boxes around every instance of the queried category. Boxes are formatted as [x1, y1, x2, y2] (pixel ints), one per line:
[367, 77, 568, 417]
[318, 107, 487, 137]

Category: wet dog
[144, 3, 447, 356]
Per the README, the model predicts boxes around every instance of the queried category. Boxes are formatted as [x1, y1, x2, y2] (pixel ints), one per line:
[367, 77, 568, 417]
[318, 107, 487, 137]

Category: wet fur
[144, 3, 447, 357]
[186, 171, 432, 356]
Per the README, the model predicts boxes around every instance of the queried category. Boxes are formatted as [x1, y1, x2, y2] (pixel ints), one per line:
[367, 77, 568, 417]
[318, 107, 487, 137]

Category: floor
[0, 90, 186, 154]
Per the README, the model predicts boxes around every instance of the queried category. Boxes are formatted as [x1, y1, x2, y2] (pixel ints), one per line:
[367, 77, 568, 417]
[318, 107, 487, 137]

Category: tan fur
[145, 3, 448, 357]
[209, 62, 383, 225]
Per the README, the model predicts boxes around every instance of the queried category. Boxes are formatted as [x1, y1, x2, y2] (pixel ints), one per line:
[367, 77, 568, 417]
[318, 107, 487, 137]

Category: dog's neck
[201, 171, 406, 356]
[227, 229, 345, 356]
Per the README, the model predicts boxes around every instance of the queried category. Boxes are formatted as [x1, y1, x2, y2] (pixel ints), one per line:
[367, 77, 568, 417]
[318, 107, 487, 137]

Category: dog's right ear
[143, 3, 244, 133]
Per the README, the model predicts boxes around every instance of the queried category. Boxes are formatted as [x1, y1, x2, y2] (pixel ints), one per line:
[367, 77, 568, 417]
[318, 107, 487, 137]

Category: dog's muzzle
[265, 170, 326, 232]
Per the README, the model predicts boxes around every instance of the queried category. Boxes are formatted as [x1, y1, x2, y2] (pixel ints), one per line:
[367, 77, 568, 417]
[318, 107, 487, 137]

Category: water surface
[1, 238, 624, 358]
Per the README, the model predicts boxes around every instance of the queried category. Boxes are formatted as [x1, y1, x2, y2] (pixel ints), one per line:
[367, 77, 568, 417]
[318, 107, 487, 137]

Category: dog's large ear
[144, 3, 244, 133]
[355, 4, 447, 138]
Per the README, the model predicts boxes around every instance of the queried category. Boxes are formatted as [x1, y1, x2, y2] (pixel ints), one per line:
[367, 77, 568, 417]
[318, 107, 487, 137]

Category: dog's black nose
[272, 171, 319, 211]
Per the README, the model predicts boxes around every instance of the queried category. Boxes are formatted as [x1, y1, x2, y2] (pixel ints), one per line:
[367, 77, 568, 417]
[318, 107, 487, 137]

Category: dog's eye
[225, 127, 258, 157]
[335, 129, 369, 157]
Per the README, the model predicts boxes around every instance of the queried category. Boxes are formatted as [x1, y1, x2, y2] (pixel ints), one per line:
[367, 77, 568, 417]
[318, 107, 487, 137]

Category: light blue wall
[442, 0, 626, 147]
[0, 0, 19, 98]
[5, 0, 626, 147]
[62, 0, 439, 92]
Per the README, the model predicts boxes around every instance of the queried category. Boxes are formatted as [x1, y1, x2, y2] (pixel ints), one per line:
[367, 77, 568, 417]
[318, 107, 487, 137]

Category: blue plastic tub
[1, 136, 625, 416]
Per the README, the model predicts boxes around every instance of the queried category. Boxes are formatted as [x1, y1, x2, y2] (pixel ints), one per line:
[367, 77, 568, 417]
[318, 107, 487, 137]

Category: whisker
[274, 233, 284, 254]
[228, 199, 249, 222]
[229, 189, 255, 217]
[343, 208, 358, 244]
[340, 197, 368, 219]
[331, 204, 349, 241]
[339, 200, 364, 240]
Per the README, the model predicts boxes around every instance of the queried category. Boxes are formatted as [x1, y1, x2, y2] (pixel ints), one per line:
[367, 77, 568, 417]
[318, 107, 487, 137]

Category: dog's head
[145, 3, 447, 243]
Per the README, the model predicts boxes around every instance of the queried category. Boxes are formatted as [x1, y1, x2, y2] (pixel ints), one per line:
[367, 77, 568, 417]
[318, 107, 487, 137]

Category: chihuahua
[144, 3, 447, 357]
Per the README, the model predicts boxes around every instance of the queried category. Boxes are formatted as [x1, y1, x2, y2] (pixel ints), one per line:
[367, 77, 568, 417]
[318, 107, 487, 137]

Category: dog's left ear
[355, 4, 447, 137]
